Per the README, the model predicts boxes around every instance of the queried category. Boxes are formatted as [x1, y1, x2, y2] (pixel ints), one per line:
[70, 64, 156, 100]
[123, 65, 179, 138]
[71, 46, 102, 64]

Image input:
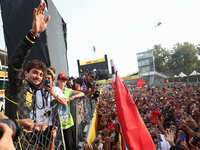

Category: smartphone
[192, 135, 200, 146]
[111, 133, 115, 138]
[180, 133, 186, 142]
[151, 128, 155, 132]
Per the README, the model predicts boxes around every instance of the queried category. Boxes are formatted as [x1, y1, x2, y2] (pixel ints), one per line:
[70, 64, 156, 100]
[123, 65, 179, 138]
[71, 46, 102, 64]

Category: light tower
[93, 46, 96, 60]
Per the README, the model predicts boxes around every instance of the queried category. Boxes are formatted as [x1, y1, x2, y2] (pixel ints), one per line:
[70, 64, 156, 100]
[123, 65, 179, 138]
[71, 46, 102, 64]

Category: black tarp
[0, 0, 69, 76]
[1, 0, 68, 149]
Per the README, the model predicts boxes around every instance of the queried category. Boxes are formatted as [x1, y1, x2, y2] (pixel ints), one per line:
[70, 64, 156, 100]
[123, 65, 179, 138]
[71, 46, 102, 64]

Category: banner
[80, 57, 105, 66]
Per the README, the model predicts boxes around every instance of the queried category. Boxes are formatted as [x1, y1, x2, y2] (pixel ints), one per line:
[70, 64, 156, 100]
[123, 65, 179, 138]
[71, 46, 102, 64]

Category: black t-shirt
[72, 77, 84, 90]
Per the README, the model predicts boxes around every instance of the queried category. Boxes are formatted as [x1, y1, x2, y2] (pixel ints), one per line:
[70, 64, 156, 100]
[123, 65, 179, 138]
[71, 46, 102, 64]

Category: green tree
[150, 42, 199, 75]
[171, 42, 198, 69]
[150, 44, 171, 72]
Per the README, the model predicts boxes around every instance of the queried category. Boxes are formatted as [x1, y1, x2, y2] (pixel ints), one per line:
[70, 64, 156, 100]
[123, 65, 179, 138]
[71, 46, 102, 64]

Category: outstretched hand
[32, 2, 50, 35]
[164, 130, 175, 146]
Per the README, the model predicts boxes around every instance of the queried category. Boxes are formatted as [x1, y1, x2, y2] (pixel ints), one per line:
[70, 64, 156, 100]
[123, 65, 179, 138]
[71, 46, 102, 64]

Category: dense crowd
[83, 90, 120, 150]
[133, 83, 200, 150]
[83, 82, 200, 150]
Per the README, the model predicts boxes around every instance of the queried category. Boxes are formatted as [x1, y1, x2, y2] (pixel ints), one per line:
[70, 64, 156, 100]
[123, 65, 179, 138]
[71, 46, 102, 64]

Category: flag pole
[110, 59, 117, 83]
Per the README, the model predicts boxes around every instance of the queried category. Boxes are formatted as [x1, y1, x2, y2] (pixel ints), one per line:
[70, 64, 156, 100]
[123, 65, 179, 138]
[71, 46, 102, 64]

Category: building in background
[137, 50, 167, 85]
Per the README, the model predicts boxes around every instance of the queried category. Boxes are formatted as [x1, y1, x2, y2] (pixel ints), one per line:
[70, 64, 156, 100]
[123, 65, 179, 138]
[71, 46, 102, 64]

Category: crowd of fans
[133, 83, 200, 150]
[2, 2, 200, 149]
[83, 90, 120, 150]
[83, 82, 200, 150]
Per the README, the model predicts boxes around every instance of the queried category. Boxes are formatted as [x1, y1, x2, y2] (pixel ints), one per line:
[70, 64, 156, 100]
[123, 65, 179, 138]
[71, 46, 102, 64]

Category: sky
[1, 0, 200, 77]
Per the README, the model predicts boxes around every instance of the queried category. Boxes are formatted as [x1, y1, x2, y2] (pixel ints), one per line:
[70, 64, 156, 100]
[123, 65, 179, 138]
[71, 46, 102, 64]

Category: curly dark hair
[25, 60, 46, 73]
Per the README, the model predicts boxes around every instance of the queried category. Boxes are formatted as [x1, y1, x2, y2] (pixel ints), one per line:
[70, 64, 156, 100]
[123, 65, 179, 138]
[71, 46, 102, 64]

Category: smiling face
[67, 80, 73, 88]
[25, 68, 44, 86]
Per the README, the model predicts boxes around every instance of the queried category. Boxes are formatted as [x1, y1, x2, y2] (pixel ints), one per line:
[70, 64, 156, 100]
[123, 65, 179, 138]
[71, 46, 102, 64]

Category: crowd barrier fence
[10, 95, 98, 150]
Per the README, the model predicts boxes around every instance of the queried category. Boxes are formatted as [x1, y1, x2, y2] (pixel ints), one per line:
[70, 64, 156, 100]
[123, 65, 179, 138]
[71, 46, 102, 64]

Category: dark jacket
[5, 34, 36, 119]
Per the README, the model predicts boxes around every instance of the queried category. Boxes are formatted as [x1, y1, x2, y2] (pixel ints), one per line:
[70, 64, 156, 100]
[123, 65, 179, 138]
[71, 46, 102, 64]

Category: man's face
[57, 78, 67, 87]
[25, 68, 43, 86]
[169, 124, 177, 131]
[87, 75, 94, 83]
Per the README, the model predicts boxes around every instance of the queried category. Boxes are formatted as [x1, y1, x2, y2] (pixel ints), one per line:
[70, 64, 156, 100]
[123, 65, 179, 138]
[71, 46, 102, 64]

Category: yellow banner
[80, 57, 105, 66]
[98, 75, 140, 84]
[88, 88, 102, 144]
[0, 71, 8, 77]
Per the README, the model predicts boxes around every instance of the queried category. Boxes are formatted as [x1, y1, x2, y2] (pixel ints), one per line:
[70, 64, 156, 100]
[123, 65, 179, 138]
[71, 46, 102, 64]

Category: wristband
[30, 29, 40, 38]
[53, 94, 56, 98]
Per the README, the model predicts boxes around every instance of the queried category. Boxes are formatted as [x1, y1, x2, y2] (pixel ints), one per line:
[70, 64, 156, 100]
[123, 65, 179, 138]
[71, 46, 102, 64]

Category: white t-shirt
[158, 134, 171, 150]
[35, 87, 65, 126]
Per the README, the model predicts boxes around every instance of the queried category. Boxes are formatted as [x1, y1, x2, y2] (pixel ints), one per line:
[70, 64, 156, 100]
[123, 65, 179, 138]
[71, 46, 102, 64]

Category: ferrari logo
[26, 92, 32, 107]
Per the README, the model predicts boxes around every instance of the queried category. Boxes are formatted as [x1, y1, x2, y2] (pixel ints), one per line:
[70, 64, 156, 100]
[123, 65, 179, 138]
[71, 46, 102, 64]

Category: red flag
[112, 80, 115, 88]
[136, 78, 146, 88]
[151, 110, 161, 125]
[112, 62, 155, 150]
[165, 79, 169, 83]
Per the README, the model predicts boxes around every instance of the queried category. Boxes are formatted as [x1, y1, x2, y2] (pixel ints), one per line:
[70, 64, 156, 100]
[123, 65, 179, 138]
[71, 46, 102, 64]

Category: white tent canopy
[189, 70, 200, 76]
[174, 75, 178, 77]
[179, 72, 187, 78]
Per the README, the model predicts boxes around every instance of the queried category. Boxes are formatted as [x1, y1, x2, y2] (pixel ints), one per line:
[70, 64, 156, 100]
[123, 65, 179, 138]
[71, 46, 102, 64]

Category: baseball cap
[108, 123, 116, 130]
[88, 70, 96, 78]
[57, 73, 68, 80]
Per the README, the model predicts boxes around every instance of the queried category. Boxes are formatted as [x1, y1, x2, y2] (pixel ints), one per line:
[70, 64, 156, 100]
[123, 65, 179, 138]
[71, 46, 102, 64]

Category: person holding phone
[35, 67, 67, 149]
[189, 137, 200, 150]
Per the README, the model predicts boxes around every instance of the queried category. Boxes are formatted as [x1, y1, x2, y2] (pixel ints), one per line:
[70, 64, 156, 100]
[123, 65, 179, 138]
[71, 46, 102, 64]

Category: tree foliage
[150, 42, 199, 73]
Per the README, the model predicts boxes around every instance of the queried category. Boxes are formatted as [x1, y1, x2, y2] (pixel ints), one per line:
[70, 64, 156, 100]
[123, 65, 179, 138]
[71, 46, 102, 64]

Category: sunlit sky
[1, 0, 200, 77]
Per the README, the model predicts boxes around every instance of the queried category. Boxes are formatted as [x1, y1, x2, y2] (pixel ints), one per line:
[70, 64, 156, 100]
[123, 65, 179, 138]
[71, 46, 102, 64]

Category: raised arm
[8, 2, 50, 91]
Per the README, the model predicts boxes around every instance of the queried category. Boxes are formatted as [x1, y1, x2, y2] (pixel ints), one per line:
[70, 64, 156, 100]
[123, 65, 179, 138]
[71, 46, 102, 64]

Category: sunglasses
[90, 75, 94, 79]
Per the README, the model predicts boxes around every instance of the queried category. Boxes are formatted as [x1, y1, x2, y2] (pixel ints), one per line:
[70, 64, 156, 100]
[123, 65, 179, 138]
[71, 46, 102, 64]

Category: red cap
[57, 73, 68, 80]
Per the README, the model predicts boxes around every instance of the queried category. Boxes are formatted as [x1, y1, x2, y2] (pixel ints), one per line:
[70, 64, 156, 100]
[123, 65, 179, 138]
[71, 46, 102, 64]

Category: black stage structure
[0, 0, 69, 76]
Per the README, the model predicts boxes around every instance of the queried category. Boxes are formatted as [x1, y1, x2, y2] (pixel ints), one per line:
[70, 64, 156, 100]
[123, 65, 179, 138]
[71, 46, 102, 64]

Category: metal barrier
[7, 93, 98, 149]
[14, 101, 65, 150]
[70, 96, 97, 149]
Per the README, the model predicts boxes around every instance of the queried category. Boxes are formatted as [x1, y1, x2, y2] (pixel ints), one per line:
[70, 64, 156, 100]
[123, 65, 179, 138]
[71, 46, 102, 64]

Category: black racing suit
[5, 32, 39, 149]
[5, 33, 37, 120]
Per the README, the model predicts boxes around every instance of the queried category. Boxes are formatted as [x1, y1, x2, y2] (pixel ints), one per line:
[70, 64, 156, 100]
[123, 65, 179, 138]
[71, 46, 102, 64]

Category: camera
[86, 81, 96, 88]
[0, 119, 21, 141]
[93, 90, 100, 98]
[44, 79, 50, 88]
